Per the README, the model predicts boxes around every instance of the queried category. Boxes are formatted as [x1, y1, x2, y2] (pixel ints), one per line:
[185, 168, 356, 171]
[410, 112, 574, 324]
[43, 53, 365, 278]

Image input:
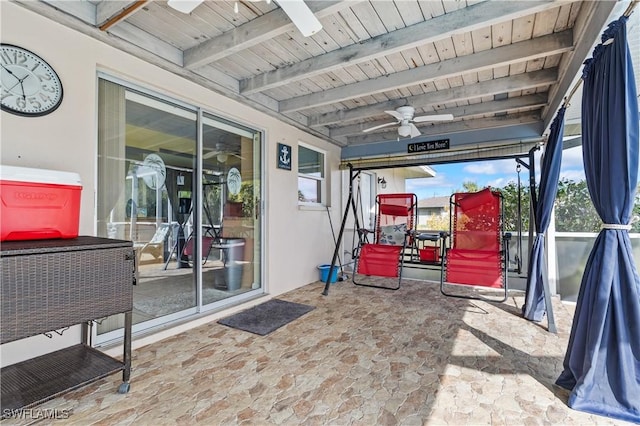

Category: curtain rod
[561, 0, 638, 108]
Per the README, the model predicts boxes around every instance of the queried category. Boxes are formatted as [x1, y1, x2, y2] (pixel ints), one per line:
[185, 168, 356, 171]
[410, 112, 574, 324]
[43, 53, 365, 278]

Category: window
[298, 144, 325, 204]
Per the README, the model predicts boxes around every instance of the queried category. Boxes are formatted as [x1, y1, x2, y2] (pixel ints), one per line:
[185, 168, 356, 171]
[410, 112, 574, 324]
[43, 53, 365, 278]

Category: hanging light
[217, 153, 229, 163]
[398, 124, 412, 137]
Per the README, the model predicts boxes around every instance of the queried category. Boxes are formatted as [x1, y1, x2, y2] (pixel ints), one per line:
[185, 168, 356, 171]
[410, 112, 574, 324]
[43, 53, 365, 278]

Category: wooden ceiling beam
[330, 94, 548, 138]
[97, 1, 147, 31]
[346, 111, 543, 145]
[40, 0, 97, 25]
[106, 21, 184, 66]
[184, 1, 355, 69]
[279, 29, 573, 113]
[240, 0, 566, 95]
[309, 67, 558, 127]
[543, 0, 617, 129]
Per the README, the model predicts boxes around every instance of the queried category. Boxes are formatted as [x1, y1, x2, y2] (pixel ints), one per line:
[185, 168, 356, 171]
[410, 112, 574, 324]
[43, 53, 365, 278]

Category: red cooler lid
[0, 165, 82, 187]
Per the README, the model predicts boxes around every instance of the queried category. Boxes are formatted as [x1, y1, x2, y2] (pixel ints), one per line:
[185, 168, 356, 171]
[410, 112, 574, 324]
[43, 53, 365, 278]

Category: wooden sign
[407, 139, 450, 153]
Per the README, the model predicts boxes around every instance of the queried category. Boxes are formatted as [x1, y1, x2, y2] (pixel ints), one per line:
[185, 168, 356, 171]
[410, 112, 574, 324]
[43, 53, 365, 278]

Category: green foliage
[228, 182, 255, 217]
[428, 173, 640, 234]
[454, 179, 529, 232]
[461, 181, 480, 193]
[498, 178, 640, 233]
[553, 179, 600, 232]
[498, 178, 600, 233]
[500, 180, 530, 233]
[422, 213, 450, 231]
[204, 184, 222, 224]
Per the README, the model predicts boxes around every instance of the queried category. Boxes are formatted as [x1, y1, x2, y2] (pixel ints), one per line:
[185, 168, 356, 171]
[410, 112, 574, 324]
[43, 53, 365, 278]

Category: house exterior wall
[0, 3, 341, 363]
[376, 169, 407, 195]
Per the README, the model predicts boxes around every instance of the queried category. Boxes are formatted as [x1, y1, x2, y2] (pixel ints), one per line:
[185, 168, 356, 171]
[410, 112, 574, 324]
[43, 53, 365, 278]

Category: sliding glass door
[95, 77, 262, 342]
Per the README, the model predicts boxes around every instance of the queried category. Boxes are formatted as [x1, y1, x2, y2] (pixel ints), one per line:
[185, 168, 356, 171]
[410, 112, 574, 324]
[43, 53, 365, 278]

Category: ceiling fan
[362, 106, 454, 139]
[167, 0, 323, 37]
[203, 142, 244, 163]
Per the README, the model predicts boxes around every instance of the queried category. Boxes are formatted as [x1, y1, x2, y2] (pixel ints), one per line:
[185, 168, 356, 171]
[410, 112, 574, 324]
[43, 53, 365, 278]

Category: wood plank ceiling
[16, 0, 621, 161]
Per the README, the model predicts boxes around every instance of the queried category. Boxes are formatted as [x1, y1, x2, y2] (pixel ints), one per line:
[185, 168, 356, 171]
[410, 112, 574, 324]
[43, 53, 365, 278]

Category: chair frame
[134, 223, 171, 266]
[353, 193, 417, 290]
[440, 189, 511, 302]
[181, 227, 220, 266]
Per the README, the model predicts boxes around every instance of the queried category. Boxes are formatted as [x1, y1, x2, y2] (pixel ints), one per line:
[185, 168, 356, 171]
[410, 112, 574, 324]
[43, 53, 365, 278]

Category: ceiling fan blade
[385, 110, 404, 121]
[274, 0, 323, 37]
[409, 123, 421, 138]
[167, 0, 203, 14]
[363, 122, 398, 133]
[203, 150, 218, 159]
[412, 113, 454, 123]
[203, 150, 245, 161]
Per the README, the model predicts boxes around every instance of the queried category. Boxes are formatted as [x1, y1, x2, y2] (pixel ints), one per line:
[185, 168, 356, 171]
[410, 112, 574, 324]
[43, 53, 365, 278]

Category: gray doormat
[217, 299, 315, 336]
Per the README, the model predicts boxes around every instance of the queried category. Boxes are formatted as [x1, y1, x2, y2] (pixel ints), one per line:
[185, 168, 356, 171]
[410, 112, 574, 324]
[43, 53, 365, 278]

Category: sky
[405, 145, 587, 200]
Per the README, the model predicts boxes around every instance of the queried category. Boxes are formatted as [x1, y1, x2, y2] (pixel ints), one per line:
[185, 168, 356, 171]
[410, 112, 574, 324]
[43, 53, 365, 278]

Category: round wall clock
[1, 44, 64, 117]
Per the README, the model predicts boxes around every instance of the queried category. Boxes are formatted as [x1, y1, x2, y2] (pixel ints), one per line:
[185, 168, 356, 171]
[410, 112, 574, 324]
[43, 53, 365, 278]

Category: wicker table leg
[118, 311, 132, 394]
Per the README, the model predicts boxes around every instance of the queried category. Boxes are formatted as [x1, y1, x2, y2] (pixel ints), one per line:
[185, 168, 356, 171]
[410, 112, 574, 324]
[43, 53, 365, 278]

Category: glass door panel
[201, 114, 262, 305]
[96, 80, 197, 337]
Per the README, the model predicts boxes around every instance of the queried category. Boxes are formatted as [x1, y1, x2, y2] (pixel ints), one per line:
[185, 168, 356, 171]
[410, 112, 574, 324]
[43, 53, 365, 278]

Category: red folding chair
[353, 193, 417, 290]
[182, 227, 218, 266]
[440, 188, 511, 301]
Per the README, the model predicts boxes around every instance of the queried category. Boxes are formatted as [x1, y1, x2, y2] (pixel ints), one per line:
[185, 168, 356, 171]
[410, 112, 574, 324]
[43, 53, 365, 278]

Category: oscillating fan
[362, 106, 454, 138]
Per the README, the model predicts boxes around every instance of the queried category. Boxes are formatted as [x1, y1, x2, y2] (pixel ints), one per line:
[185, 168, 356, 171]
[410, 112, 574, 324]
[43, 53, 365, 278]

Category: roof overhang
[340, 136, 544, 172]
[402, 165, 436, 179]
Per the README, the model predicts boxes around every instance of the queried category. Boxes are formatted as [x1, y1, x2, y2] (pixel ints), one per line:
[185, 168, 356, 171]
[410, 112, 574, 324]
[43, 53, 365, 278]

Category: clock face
[1, 44, 63, 117]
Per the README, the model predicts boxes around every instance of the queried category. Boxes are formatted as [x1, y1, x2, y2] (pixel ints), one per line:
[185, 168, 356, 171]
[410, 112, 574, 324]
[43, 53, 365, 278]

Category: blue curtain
[523, 107, 565, 322]
[556, 16, 640, 423]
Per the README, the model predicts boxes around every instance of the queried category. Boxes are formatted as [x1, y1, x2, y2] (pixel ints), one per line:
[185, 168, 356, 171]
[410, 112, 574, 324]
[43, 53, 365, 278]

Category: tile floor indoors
[4, 277, 634, 425]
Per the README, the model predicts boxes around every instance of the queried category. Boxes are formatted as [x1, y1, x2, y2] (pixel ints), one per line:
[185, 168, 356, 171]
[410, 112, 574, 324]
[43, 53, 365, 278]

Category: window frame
[297, 142, 326, 206]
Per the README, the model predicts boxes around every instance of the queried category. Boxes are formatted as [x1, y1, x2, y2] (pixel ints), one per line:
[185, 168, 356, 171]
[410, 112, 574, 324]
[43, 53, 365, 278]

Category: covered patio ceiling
[16, 0, 625, 162]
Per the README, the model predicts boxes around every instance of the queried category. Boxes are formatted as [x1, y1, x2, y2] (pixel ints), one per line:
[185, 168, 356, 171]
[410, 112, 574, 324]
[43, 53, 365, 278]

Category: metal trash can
[215, 238, 245, 290]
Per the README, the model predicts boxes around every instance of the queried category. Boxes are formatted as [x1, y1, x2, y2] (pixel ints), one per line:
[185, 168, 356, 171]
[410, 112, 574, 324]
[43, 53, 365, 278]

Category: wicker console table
[1, 236, 134, 412]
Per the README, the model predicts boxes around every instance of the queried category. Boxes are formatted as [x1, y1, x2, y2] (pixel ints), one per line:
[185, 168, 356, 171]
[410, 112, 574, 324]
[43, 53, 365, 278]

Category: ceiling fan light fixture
[398, 124, 412, 137]
[217, 153, 229, 163]
[274, 0, 323, 37]
[167, 0, 203, 14]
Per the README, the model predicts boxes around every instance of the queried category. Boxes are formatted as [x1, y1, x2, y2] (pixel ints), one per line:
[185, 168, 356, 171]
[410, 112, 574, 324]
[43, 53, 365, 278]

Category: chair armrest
[358, 228, 375, 235]
[415, 232, 441, 242]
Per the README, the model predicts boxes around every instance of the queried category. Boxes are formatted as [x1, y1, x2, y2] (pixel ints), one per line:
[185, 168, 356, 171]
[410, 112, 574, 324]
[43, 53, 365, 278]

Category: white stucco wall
[0, 3, 341, 363]
[378, 169, 408, 195]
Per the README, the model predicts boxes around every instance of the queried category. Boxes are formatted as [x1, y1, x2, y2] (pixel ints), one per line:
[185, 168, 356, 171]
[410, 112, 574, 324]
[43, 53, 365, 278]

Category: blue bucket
[318, 264, 339, 283]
